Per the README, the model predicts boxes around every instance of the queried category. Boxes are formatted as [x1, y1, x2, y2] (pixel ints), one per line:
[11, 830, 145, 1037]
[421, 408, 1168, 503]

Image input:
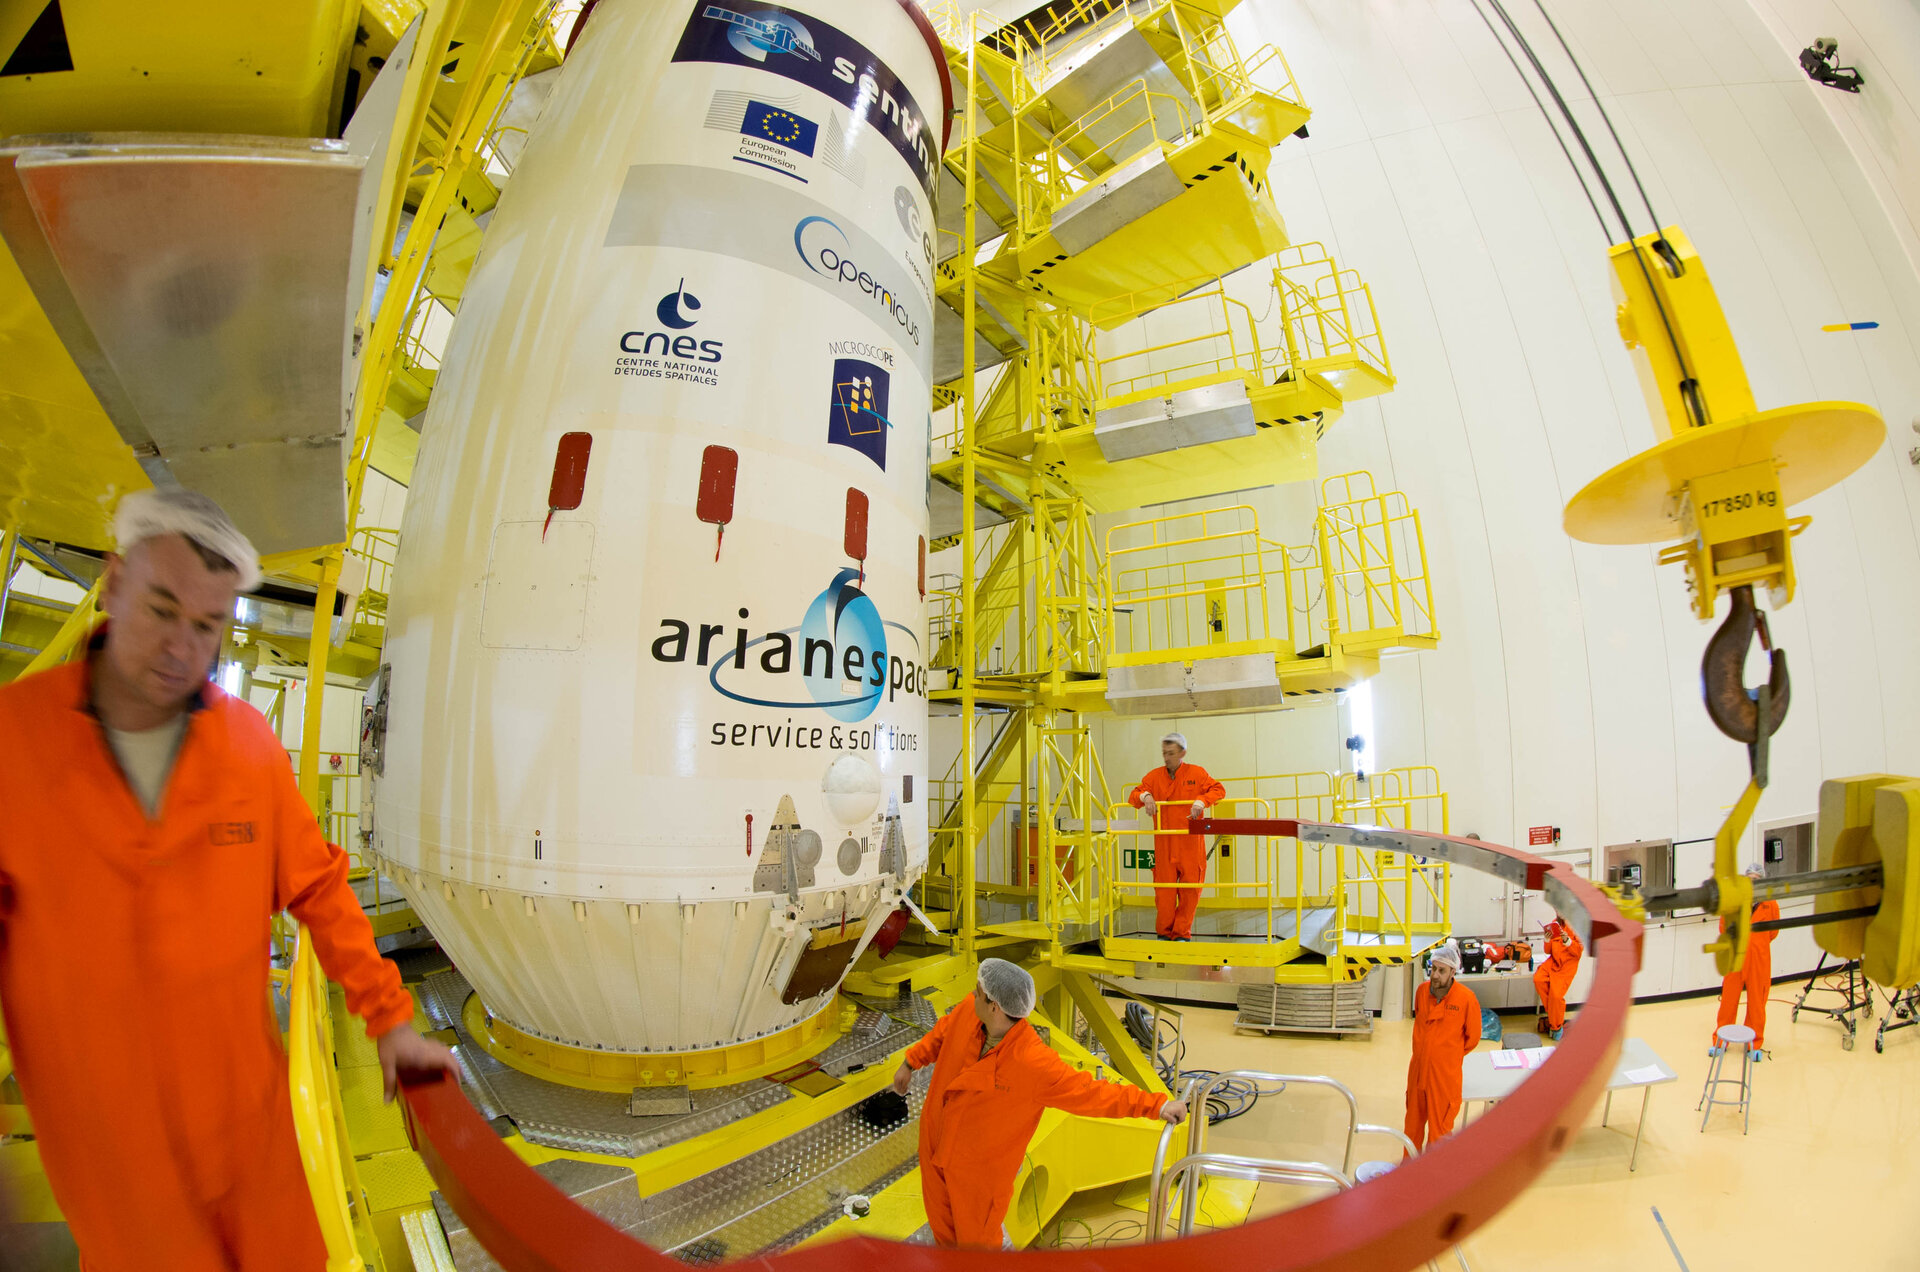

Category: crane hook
[1702, 585, 1789, 772]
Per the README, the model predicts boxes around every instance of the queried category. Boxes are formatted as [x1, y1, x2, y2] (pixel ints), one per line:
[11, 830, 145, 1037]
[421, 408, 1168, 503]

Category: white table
[1460, 1036, 1676, 1170]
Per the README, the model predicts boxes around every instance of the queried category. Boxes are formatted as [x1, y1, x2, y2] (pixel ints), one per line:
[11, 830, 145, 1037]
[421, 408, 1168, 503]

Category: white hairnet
[1429, 941, 1463, 973]
[1745, 863, 1767, 879]
[1161, 732, 1187, 750]
[978, 958, 1036, 1019]
[113, 487, 261, 591]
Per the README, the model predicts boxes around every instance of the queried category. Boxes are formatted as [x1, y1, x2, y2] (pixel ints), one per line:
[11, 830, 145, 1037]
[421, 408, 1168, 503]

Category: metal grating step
[415, 969, 934, 1158]
[417, 981, 939, 1271]
[634, 1068, 932, 1264]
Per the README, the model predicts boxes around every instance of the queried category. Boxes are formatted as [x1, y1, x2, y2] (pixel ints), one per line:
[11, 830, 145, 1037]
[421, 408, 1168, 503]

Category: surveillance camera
[1800, 37, 1865, 91]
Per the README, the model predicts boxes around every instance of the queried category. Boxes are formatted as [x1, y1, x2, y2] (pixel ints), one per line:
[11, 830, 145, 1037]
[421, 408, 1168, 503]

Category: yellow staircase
[928, 0, 1447, 996]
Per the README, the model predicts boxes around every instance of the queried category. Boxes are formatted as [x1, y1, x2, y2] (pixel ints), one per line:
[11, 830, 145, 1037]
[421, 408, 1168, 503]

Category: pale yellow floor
[1050, 990, 1920, 1270]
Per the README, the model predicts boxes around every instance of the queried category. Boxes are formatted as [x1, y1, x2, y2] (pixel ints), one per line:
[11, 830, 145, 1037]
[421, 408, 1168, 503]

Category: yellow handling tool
[1564, 226, 1884, 975]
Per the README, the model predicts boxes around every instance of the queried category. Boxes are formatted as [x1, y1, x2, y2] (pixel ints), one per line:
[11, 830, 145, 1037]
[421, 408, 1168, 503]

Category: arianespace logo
[616, 280, 723, 386]
[797, 215, 921, 347]
[649, 569, 925, 723]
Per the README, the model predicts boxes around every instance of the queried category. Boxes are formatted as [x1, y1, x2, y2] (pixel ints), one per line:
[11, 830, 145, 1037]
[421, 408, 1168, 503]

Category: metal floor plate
[417, 971, 934, 1159]
[416, 977, 939, 1270]
[635, 1069, 932, 1263]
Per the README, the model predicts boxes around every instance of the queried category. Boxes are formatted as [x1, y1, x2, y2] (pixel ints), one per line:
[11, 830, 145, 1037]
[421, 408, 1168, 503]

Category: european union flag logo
[828, 359, 889, 471]
[742, 100, 817, 156]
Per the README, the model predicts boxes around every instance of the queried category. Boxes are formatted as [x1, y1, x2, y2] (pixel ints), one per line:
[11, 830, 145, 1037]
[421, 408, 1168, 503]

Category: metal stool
[1698, 1023, 1756, 1133]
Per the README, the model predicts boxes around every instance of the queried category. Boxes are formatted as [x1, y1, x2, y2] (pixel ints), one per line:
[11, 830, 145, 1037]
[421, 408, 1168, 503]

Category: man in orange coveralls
[1532, 914, 1583, 1041]
[1405, 942, 1481, 1152]
[1710, 864, 1780, 1059]
[0, 489, 455, 1271]
[891, 958, 1188, 1247]
[1127, 732, 1226, 940]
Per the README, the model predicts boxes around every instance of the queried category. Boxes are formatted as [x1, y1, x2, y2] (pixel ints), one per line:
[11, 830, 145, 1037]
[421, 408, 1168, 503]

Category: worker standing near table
[1533, 915, 1583, 1041]
[1406, 942, 1482, 1152]
[1126, 732, 1226, 940]
[892, 959, 1187, 1247]
[1711, 864, 1780, 1059]
[0, 489, 456, 1271]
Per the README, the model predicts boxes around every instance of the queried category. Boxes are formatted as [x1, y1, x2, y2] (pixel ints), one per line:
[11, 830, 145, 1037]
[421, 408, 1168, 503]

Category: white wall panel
[1184, 0, 1920, 994]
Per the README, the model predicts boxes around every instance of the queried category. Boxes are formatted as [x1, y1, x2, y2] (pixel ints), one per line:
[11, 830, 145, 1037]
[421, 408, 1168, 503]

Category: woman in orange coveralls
[891, 958, 1189, 1247]
[1532, 915, 1583, 1041]
[1405, 941, 1481, 1152]
[1711, 864, 1780, 1058]
[1126, 732, 1226, 940]
[0, 490, 454, 1271]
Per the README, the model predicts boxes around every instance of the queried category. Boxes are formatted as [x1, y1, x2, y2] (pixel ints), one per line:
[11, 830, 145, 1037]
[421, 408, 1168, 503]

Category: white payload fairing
[365, 0, 948, 1060]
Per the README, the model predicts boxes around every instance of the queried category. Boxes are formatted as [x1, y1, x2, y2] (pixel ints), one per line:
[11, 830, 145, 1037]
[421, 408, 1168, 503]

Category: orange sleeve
[1195, 766, 1226, 807]
[1461, 987, 1482, 1053]
[1566, 926, 1584, 961]
[1751, 900, 1780, 951]
[1128, 773, 1152, 808]
[268, 751, 415, 1039]
[1030, 1047, 1166, 1119]
[906, 1000, 963, 1069]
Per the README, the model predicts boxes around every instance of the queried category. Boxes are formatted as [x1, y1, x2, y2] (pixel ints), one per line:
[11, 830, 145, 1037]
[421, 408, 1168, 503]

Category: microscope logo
[702, 5, 821, 62]
[827, 358, 890, 471]
[655, 279, 702, 329]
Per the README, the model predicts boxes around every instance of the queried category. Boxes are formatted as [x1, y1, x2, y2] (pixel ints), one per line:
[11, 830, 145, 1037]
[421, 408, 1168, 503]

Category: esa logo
[893, 185, 933, 267]
[796, 216, 920, 347]
[616, 281, 724, 386]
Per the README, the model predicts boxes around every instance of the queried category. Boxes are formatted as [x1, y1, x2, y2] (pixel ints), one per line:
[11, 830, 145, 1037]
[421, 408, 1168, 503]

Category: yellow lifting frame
[1564, 225, 1883, 622]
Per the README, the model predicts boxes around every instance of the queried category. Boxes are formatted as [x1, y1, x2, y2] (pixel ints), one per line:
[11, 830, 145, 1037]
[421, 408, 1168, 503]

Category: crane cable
[1465, 0, 1708, 428]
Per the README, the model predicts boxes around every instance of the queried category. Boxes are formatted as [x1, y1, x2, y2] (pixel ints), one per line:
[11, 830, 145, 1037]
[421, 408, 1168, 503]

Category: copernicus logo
[649, 569, 925, 723]
[795, 215, 921, 347]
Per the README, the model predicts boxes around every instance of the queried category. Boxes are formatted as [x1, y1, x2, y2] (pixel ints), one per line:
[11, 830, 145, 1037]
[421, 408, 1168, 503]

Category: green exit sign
[1123, 848, 1156, 869]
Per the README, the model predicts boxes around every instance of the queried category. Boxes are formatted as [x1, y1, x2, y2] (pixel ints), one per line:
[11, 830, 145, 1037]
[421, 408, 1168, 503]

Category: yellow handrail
[286, 925, 384, 1272]
[1065, 769, 1450, 954]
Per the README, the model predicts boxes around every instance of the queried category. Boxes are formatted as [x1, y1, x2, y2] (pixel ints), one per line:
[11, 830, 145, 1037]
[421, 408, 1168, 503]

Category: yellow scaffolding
[928, 0, 1440, 986]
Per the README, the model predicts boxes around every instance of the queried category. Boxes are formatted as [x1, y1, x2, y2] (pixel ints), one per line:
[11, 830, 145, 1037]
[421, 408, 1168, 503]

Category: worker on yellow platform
[1127, 732, 1226, 941]
[1405, 942, 1481, 1153]
[1532, 915, 1583, 1041]
[891, 958, 1187, 1248]
[1710, 864, 1780, 1059]
[0, 489, 455, 1272]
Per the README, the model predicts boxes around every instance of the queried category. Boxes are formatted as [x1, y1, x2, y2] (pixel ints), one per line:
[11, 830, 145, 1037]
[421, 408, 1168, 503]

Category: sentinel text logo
[795, 215, 921, 347]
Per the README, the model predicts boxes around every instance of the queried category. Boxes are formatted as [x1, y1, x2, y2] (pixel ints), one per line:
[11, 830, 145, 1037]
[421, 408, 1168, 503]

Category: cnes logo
[615, 280, 724, 387]
[620, 279, 724, 364]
